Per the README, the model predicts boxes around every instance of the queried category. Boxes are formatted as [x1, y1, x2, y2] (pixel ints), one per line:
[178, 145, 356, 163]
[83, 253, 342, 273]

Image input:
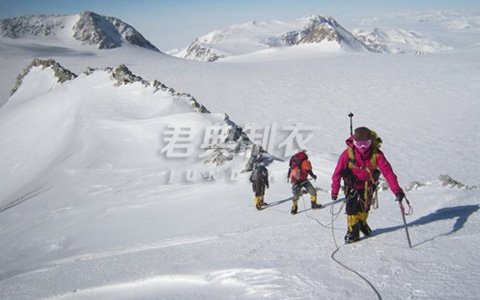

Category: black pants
[345, 190, 370, 215]
[253, 183, 266, 197]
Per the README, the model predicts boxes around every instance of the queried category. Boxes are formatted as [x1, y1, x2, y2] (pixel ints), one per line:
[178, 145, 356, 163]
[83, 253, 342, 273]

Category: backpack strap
[347, 147, 356, 169]
[370, 148, 378, 169]
[347, 146, 378, 171]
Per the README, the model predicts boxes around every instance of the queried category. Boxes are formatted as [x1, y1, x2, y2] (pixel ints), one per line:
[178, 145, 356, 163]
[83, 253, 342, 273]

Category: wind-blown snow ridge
[44, 268, 288, 300]
[1, 58, 260, 207]
[10, 58, 253, 150]
[0, 11, 160, 51]
[405, 175, 479, 191]
[84, 64, 211, 114]
[10, 58, 77, 96]
[86, 64, 253, 149]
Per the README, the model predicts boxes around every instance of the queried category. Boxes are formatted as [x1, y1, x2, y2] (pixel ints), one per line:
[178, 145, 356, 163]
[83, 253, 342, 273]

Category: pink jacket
[331, 137, 402, 199]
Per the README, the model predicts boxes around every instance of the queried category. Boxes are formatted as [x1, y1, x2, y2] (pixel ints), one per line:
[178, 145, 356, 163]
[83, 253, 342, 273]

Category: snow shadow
[0, 185, 52, 213]
[265, 188, 339, 211]
[373, 204, 479, 247]
[2, 43, 96, 57]
[266, 197, 292, 208]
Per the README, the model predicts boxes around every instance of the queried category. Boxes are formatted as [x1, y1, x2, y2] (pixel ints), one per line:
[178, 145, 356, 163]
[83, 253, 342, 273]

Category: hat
[353, 127, 372, 141]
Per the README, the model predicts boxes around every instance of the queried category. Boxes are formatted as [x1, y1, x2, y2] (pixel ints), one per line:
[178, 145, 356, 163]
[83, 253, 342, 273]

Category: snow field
[0, 11, 479, 299]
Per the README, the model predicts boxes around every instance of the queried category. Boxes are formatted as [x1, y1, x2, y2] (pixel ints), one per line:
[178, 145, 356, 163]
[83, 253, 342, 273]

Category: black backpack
[250, 165, 268, 183]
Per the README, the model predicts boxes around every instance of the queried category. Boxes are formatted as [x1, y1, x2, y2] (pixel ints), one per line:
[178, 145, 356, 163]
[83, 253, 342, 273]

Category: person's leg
[305, 182, 322, 209]
[291, 185, 301, 214]
[255, 183, 264, 210]
[358, 192, 372, 236]
[259, 185, 267, 206]
[345, 193, 360, 243]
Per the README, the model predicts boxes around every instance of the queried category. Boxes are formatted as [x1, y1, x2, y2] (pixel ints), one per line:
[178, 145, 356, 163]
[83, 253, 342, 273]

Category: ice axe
[397, 195, 413, 248]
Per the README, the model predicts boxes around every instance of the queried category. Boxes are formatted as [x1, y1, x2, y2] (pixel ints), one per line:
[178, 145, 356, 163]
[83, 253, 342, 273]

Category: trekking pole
[348, 112, 354, 136]
[397, 196, 413, 248]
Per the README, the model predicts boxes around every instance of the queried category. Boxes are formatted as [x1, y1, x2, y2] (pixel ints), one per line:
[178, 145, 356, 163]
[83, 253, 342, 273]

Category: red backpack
[290, 151, 308, 169]
[288, 151, 308, 183]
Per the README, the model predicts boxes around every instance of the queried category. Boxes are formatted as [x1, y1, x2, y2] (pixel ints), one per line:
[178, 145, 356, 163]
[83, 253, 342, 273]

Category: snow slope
[0, 10, 480, 300]
[0, 59, 251, 207]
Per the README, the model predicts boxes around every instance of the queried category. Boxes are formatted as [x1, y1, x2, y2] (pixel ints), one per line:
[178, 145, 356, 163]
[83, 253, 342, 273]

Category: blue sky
[0, 0, 478, 50]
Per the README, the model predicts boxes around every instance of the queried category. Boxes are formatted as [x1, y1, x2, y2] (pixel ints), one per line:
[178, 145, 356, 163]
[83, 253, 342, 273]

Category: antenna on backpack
[348, 112, 354, 136]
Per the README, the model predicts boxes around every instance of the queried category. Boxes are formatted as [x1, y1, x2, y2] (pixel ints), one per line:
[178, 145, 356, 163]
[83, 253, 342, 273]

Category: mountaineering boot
[360, 223, 372, 237]
[344, 231, 360, 243]
[260, 196, 268, 207]
[310, 195, 322, 209]
[291, 200, 298, 215]
[255, 196, 262, 210]
[345, 215, 360, 243]
[358, 212, 372, 236]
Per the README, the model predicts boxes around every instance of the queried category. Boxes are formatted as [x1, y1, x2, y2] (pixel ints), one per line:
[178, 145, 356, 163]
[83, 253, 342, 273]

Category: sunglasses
[353, 139, 372, 148]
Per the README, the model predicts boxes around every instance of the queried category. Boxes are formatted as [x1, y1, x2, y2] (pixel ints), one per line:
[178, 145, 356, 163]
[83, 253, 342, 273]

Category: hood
[345, 136, 354, 148]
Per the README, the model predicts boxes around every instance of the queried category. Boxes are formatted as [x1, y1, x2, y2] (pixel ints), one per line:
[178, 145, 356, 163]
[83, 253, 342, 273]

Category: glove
[266, 184, 269, 189]
[331, 195, 338, 201]
[312, 174, 317, 180]
[395, 190, 405, 201]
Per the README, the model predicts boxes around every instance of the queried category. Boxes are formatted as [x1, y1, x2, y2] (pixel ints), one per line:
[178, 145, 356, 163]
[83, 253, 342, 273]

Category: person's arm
[331, 150, 349, 199]
[376, 151, 403, 196]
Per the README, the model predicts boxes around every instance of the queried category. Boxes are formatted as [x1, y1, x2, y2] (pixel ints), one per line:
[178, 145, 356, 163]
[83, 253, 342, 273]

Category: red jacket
[331, 137, 402, 198]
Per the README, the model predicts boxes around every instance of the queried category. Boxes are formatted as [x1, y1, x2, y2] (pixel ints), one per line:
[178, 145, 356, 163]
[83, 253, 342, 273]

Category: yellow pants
[347, 212, 369, 232]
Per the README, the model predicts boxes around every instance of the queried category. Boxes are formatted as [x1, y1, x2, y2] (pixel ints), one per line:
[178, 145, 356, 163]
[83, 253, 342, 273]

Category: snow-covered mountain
[352, 28, 452, 54]
[0, 11, 160, 51]
[177, 15, 370, 61]
[278, 16, 368, 51]
[0, 58, 256, 205]
[176, 15, 454, 61]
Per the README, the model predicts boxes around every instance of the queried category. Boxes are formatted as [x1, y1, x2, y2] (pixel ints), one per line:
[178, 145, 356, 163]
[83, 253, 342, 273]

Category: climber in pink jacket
[331, 127, 405, 243]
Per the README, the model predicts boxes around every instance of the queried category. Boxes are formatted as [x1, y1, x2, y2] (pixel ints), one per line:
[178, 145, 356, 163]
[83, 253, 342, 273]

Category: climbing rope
[301, 194, 343, 229]
[300, 193, 383, 300]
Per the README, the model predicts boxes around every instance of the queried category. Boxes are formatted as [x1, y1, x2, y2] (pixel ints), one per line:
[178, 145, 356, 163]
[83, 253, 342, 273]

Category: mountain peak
[0, 11, 160, 52]
[73, 11, 159, 51]
[11, 58, 77, 96]
[282, 15, 340, 45]
[0, 14, 67, 38]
